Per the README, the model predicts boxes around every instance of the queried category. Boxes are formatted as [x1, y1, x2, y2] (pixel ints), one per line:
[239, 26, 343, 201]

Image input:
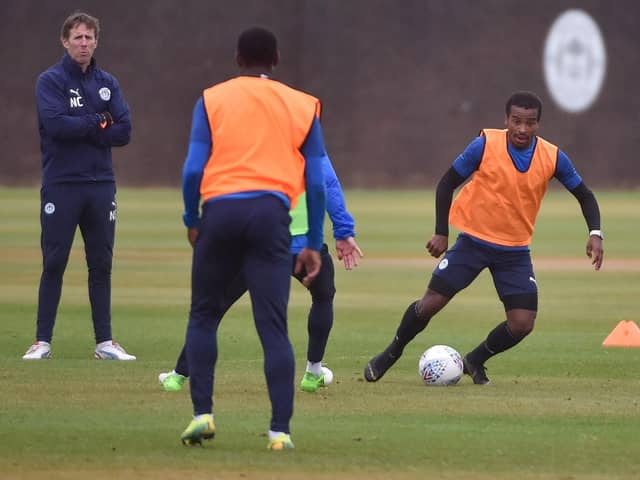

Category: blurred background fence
[2, 0, 638, 188]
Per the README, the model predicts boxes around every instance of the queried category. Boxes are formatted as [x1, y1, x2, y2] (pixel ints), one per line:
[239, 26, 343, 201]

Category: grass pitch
[0, 187, 639, 480]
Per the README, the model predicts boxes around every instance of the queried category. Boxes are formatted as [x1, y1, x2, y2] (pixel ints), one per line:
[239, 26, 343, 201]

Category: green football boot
[267, 433, 295, 451]
[180, 414, 215, 446]
[158, 370, 186, 392]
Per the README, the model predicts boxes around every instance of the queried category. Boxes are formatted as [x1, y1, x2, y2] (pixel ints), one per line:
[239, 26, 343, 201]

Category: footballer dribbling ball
[418, 345, 463, 386]
[321, 366, 334, 385]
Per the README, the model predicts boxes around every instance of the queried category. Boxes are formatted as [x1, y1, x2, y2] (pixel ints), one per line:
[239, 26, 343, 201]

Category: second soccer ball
[321, 366, 334, 385]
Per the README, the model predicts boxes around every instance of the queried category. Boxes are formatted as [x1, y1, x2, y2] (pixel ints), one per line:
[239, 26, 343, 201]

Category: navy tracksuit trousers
[186, 195, 296, 433]
[173, 243, 336, 376]
[36, 182, 116, 343]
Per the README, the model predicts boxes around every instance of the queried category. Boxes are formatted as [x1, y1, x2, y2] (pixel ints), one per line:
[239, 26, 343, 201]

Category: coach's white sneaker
[22, 341, 52, 360]
[94, 341, 136, 360]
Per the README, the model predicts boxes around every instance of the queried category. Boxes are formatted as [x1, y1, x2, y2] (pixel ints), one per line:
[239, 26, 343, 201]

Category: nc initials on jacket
[69, 88, 83, 108]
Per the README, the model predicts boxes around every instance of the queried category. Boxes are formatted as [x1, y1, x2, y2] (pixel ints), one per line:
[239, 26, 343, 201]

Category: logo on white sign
[543, 9, 606, 113]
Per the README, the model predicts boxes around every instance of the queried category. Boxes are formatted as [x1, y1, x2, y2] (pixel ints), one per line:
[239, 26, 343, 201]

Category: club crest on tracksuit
[44, 202, 55, 214]
[99, 87, 111, 101]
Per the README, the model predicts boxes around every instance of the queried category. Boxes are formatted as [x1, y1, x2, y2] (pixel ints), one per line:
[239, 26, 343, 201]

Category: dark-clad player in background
[159, 154, 363, 394]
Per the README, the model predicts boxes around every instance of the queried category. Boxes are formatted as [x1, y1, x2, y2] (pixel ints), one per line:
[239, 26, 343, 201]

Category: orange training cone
[602, 320, 640, 347]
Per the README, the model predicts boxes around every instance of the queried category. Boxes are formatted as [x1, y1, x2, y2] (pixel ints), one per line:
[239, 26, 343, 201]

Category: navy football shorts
[429, 234, 538, 311]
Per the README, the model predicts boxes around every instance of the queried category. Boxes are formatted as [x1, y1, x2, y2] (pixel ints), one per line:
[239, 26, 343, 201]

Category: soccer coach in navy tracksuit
[23, 11, 135, 361]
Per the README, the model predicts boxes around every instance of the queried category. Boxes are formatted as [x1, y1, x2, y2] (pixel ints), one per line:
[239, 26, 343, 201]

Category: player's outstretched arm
[586, 234, 604, 270]
[336, 237, 363, 270]
[566, 180, 603, 271]
[431, 167, 465, 258]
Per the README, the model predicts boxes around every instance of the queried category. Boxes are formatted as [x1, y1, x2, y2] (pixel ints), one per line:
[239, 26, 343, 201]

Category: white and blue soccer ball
[418, 345, 463, 386]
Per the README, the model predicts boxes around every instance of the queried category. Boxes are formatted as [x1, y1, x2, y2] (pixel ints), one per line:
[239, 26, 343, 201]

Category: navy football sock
[389, 300, 430, 357]
[468, 321, 523, 365]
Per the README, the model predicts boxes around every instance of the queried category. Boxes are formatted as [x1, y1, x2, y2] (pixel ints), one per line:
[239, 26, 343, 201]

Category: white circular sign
[543, 9, 607, 113]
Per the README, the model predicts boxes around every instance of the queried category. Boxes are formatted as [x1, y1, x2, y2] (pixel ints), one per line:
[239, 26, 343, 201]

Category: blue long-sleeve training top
[289, 155, 356, 253]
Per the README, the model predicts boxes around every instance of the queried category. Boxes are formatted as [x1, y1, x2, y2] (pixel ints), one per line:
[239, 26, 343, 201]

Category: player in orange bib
[364, 91, 604, 385]
[178, 27, 327, 450]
